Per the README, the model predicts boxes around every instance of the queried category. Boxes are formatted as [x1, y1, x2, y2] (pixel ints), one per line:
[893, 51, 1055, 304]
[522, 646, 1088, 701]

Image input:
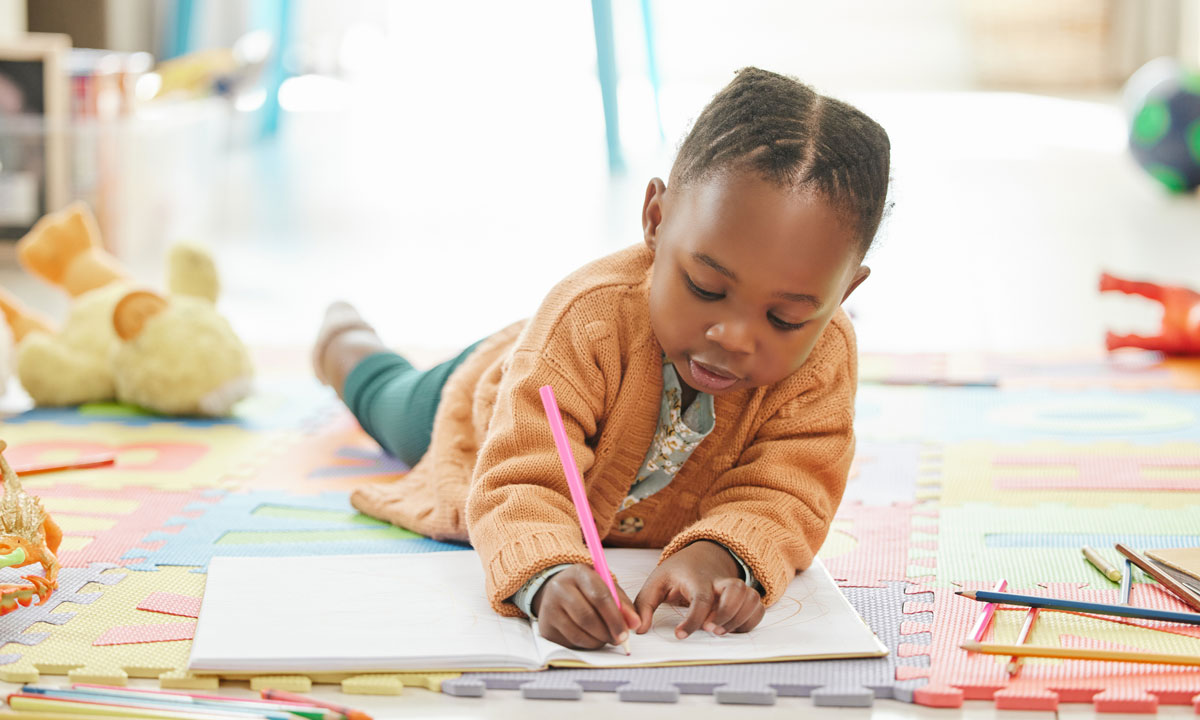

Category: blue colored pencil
[18, 685, 334, 719]
[957, 589, 1200, 625]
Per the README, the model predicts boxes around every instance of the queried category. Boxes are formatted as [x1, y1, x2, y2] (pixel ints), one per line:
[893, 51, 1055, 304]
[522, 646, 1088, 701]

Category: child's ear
[642, 178, 667, 252]
[841, 265, 871, 304]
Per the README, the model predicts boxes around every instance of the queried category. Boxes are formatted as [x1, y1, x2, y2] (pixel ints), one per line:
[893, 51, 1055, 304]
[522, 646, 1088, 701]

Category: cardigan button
[618, 516, 644, 534]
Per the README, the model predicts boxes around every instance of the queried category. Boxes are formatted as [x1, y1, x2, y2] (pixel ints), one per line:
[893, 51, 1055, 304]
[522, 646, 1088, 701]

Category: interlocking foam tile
[934, 503, 1200, 589]
[93, 622, 195, 646]
[225, 411, 410, 495]
[845, 441, 941, 505]
[2, 422, 270, 490]
[442, 582, 932, 706]
[904, 582, 1200, 712]
[819, 502, 936, 587]
[29, 485, 220, 568]
[856, 386, 1200, 444]
[0, 566, 206, 685]
[927, 441, 1200, 509]
[338, 672, 460, 695]
[121, 490, 465, 572]
[0, 564, 123, 659]
[0, 377, 339, 433]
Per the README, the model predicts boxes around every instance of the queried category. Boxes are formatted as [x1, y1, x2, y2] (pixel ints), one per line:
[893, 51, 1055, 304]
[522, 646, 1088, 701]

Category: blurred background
[2, 0, 1199, 361]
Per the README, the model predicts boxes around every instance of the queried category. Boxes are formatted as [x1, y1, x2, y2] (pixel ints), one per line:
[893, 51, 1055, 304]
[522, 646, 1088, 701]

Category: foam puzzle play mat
[1, 348, 1199, 712]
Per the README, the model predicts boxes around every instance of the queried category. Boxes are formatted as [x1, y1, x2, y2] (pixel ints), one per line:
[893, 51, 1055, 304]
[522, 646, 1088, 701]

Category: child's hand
[531, 564, 639, 650]
[634, 540, 765, 639]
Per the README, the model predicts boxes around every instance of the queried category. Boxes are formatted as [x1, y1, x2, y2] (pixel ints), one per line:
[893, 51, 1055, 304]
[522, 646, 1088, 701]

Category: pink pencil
[539, 384, 630, 655]
[1006, 608, 1040, 676]
[966, 579, 1008, 645]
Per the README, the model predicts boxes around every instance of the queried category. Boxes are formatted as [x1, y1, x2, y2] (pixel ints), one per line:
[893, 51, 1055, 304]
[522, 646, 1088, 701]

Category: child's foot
[312, 301, 387, 395]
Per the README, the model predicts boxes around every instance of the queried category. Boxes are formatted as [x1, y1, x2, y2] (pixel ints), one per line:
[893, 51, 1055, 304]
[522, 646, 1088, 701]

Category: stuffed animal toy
[0, 321, 11, 400]
[1101, 272, 1200, 355]
[0, 203, 252, 416]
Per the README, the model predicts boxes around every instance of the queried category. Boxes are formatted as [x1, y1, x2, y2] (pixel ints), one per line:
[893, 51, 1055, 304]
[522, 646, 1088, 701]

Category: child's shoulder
[551, 244, 654, 302]
[773, 309, 858, 398]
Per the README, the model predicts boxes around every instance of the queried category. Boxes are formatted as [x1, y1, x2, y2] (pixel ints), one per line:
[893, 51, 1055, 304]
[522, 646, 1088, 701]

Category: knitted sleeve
[659, 319, 857, 606]
[464, 297, 629, 616]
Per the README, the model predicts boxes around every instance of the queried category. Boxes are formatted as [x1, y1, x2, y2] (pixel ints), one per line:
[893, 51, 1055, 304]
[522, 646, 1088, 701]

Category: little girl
[313, 67, 890, 651]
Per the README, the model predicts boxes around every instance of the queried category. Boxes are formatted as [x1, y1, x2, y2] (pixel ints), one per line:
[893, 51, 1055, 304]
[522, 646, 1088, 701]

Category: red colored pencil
[13, 453, 116, 476]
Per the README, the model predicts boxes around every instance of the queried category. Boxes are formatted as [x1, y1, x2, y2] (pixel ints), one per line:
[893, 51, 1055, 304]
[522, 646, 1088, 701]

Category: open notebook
[189, 549, 886, 674]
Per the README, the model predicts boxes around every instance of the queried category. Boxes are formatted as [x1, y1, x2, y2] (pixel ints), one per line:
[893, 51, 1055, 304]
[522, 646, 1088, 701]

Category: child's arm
[639, 325, 857, 633]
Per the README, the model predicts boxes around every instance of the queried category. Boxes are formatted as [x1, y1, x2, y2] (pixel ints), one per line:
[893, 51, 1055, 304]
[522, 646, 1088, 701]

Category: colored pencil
[12, 453, 116, 476]
[957, 589, 1200, 625]
[1115, 543, 1200, 612]
[7, 693, 277, 719]
[260, 690, 371, 720]
[72, 685, 333, 714]
[1119, 558, 1133, 605]
[1081, 545, 1121, 583]
[539, 383, 631, 655]
[1006, 608, 1039, 675]
[961, 640, 1200, 667]
[31, 685, 340, 719]
[965, 579, 1007, 644]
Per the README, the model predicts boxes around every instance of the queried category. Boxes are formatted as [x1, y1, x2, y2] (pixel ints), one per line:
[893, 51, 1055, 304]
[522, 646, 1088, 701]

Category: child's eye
[769, 314, 807, 331]
[684, 274, 724, 301]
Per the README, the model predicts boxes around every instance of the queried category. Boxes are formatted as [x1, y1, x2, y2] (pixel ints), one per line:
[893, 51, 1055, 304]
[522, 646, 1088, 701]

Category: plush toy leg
[16, 333, 115, 406]
[0, 286, 55, 342]
[1106, 331, 1173, 352]
[16, 203, 129, 297]
[1099, 272, 1166, 302]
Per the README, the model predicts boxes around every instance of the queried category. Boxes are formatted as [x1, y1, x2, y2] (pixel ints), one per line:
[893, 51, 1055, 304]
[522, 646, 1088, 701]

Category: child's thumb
[617, 586, 639, 629]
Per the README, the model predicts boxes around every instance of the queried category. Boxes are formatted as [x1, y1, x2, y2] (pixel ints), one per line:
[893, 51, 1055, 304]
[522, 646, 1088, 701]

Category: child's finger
[540, 612, 607, 650]
[559, 579, 619, 647]
[633, 578, 669, 634]
[577, 570, 632, 646]
[674, 582, 714, 639]
[703, 579, 745, 634]
[726, 593, 766, 633]
[616, 585, 640, 630]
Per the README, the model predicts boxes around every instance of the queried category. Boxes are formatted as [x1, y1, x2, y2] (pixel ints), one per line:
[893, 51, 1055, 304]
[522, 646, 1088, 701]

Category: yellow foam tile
[0, 567, 203, 685]
[341, 674, 404, 695]
[250, 676, 313, 692]
[936, 440, 1200, 508]
[67, 666, 128, 685]
[4, 422, 273, 490]
[158, 670, 221, 690]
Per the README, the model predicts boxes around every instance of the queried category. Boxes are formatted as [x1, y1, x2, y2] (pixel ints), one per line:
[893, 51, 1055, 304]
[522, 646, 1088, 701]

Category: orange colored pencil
[12, 453, 116, 476]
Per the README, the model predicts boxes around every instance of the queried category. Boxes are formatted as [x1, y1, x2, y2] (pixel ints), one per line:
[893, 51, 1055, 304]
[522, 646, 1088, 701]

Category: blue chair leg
[591, 0, 625, 173]
[251, 0, 292, 139]
[640, 0, 665, 142]
[163, 0, 195, 61]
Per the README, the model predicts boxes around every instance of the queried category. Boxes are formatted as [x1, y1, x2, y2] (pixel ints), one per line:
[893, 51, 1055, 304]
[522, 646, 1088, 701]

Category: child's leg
[342, 340, 483, 467]
[313, 301, 483, 467]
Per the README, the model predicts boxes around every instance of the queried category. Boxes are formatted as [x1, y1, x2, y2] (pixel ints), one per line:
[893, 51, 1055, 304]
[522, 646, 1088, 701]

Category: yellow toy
[0, 439, 61, 614]
[0, 321, 11, 400]
[0, 203, 253, 416]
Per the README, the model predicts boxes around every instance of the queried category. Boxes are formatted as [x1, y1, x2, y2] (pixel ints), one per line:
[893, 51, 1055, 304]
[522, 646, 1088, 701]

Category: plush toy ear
[113, 290, 168, 341]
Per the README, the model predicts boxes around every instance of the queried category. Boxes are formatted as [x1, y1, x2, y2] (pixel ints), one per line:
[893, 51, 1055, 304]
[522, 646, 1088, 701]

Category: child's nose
[705, 319, 754, 354]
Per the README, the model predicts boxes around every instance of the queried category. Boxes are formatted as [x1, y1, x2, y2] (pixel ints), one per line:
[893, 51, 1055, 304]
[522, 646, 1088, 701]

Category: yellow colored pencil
[7, 694, 275, 719]
[961, 641, 1200, 667]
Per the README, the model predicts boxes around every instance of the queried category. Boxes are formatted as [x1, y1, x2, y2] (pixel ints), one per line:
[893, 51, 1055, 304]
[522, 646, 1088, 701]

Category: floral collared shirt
[512, 357, 759, 619]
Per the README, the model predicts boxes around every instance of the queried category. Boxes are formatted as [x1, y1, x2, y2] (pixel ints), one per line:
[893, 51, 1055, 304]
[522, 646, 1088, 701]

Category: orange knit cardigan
[350, 244, 858, 615]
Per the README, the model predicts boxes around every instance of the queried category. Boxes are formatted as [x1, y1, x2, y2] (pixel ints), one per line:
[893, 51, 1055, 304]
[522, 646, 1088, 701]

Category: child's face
[642, 170, 870, 395]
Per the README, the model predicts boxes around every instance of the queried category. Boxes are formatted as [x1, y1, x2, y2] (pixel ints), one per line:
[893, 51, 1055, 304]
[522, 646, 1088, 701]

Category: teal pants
[342, 340, 484, 468]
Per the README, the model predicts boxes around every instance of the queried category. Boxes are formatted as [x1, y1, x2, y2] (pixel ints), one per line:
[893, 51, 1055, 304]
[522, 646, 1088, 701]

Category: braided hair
[670, 67, 891, 257]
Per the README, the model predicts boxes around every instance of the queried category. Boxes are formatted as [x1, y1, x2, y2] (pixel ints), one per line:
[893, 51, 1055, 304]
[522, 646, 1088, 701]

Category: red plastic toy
[1101, 272, 1200, 354]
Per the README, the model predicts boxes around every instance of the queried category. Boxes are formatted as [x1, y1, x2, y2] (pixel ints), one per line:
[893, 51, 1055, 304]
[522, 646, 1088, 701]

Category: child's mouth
[688, 359, 739, 392]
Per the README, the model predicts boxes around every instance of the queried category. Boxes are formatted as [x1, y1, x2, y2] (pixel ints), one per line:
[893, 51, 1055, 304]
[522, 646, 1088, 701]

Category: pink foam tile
[136, 592, 201, 618]
[903, 582, 1200, 712]
[92, 621, 196, 646]
[29, 484, 217, 567]
[992, 454, 1200, 491]
[824, 502, 933, 587]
